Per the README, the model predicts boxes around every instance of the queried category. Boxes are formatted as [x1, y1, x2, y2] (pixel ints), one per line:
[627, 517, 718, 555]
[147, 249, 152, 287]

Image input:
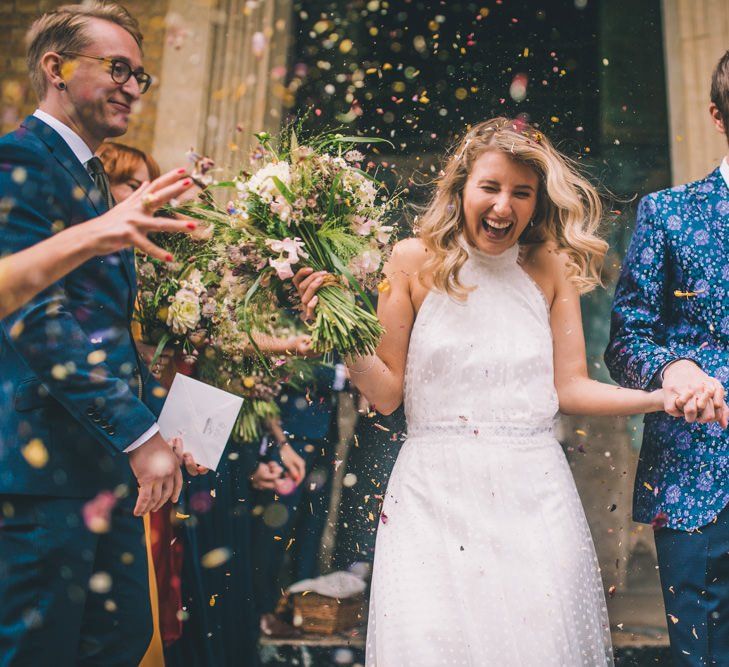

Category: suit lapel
[20, 115, 136, 295]
[21, 115, 106, 216]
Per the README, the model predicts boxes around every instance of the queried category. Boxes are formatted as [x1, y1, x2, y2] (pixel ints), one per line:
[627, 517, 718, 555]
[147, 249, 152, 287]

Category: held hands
[283, 333, 317, 357]
[662, 360, 729, 428]
[250, 461, 284, 491]
[135, 340, 175, 387]
[128, 434, 208, 516]
[86, 168, 198, 262]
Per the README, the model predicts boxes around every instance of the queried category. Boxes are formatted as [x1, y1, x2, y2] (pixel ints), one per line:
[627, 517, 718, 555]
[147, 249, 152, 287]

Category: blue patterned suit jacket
[0, 116, 158, 497]
[606, 167, 729, 530]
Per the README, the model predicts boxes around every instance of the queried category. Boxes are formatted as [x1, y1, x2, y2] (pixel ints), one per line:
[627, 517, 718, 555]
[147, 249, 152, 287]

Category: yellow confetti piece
[9, 320, 24, 340]
[175, 512, 190, 520]
[60, 60, 80, 81]
[89, 571, 112, 594]
[201, 547, 231, 569]
[11, 167, 27, 184]
[674, 289, 705, 299]
[643, 482, 653, 491]
[152, 386, 168, 399]
[550, 116, 560, 123]
[339, 39, 353, 54]
[243, 376, 256, 389]
[668, 613, 679, 624]
[22, 439, 48, 469]
[209, 594, 218, 607]
[87, 350, 107, 365]
[575, 429, 587, 436]
[523, 47, 530, 57]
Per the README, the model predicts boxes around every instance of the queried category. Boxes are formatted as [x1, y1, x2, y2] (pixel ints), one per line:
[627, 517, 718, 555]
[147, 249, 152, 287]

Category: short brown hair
[97, 141, 160, 183]
[25, 1, 143, 100]
[711, 49, 729, 134]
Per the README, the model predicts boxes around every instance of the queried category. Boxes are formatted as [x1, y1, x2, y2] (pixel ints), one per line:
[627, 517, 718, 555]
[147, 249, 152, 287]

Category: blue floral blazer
[605, 167, 729, 531]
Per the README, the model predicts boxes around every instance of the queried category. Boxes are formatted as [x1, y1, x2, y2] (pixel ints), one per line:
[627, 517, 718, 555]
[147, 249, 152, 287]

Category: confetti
[21, 438, 48, 469]
[83, 491, 117, 534]
[201, 547, 232, 569]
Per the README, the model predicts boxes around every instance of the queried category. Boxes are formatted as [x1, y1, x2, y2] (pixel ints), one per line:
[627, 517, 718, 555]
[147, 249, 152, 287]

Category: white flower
[350, 248, 381, 276]
[167, 288, 201, 334]
[352, 215, 375, 236]
[269, 195, 292, 222]
[344, 149, 364, 162]
[269, 257, 294, 280]
[244, 162, 291, 203]
[265, 237, 308, 264]
[375, 224, 393, 244]
[357, 178, 378, 206]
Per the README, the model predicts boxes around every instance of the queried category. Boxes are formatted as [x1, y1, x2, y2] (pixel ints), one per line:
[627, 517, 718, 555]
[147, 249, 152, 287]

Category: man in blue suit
[0, 3, 199, 665]
[606, 50, 729, 666]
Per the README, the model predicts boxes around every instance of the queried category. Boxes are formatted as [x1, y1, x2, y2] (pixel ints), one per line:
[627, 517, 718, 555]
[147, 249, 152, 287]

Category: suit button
[92, 416, 102, 423]
[86, 407, 96, 417]
[106, 427, 116, 436]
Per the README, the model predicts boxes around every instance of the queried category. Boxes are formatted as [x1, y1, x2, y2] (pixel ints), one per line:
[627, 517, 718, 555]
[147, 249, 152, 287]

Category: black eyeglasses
[59, 52, 152, 94]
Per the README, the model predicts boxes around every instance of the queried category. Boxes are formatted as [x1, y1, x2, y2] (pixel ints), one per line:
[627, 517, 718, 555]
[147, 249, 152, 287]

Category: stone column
[662, 0, 729, 184]
[200, 0, 292, 170]
[152, 0, 292, 173]
[152, 0, 216, 171]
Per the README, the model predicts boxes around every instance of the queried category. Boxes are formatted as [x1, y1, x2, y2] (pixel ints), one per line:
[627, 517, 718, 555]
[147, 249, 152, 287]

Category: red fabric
[149, 354, 196, 645]
[150, 503, 184, 645]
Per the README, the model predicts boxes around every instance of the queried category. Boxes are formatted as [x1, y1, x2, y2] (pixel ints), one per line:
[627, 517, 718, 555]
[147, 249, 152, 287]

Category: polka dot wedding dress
[365, 242, 613, 666]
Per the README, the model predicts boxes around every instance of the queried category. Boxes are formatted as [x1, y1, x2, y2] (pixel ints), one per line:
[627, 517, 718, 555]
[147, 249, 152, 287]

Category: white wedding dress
[365, 242, 613, 666]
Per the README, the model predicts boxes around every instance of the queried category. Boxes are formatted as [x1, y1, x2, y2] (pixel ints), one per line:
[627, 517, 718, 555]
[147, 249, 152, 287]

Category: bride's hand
[292, 267, 330, 322]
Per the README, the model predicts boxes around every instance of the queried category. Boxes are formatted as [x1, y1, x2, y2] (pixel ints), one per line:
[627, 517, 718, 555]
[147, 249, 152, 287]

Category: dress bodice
[404, 242, 558, 435]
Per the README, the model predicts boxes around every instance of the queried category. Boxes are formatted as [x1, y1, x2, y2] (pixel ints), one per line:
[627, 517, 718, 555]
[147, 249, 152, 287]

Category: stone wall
[0, 0, 171, 154]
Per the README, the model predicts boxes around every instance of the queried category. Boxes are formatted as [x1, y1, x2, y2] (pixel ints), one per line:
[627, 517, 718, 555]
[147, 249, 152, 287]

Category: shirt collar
[32, 109, 94, 167]
[720, 157, 729, 190]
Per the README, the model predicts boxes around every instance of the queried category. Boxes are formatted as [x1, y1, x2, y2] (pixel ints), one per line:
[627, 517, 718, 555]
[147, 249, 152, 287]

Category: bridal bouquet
[229, 130, 399, 357]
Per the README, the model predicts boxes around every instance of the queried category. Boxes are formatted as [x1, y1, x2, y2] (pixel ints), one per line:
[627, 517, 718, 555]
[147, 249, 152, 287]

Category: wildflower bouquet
[230, 130, 399, 357]
[134, 233, 221, 364]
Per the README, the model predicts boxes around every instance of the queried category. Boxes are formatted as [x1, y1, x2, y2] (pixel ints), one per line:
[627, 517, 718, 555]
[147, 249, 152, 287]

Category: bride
[293, 117, 722, 665]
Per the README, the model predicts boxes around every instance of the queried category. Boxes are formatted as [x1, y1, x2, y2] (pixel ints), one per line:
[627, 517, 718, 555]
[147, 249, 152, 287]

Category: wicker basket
[291, 592, 365, 635]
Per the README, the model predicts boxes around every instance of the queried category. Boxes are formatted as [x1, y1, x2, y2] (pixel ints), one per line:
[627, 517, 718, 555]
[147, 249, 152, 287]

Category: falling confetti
[201, 547, 232, 569]
[21, 439, 48, 469]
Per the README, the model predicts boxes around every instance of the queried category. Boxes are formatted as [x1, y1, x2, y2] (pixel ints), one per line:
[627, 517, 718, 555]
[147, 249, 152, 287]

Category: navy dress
[165, 441, 260, 667]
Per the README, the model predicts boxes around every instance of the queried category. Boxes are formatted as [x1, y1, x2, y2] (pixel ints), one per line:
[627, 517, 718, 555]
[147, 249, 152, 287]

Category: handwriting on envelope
[157, 374, 244, 471]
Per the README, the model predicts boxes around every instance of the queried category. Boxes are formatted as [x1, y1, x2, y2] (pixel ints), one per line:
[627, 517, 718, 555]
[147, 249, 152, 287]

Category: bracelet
[348, 355, 377, 374]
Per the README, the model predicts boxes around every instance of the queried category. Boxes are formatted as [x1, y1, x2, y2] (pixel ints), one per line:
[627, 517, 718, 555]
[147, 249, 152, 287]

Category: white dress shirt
[721, 157, 729, 189]
[32, 108, 159, 453]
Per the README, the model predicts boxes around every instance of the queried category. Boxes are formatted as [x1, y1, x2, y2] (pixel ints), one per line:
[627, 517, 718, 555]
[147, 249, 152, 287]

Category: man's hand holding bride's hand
[292, 267, 330, 322]
[662, 360, 728, 428]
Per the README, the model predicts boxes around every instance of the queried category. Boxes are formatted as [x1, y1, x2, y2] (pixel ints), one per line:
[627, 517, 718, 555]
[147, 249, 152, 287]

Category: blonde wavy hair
[418, 117, 607, 299]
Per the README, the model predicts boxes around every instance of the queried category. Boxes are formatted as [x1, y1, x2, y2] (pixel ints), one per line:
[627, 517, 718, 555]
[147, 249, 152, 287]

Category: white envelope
[157, 374, 244, 472]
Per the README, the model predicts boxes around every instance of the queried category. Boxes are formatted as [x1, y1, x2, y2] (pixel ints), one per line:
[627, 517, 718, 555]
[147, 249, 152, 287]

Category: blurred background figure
[251, 359, 344, 636]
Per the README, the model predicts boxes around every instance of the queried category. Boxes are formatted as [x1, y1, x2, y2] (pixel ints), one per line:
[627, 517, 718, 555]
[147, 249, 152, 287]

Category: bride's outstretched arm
[293, 238, 421, 415]
[549, 252, 727, 423]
